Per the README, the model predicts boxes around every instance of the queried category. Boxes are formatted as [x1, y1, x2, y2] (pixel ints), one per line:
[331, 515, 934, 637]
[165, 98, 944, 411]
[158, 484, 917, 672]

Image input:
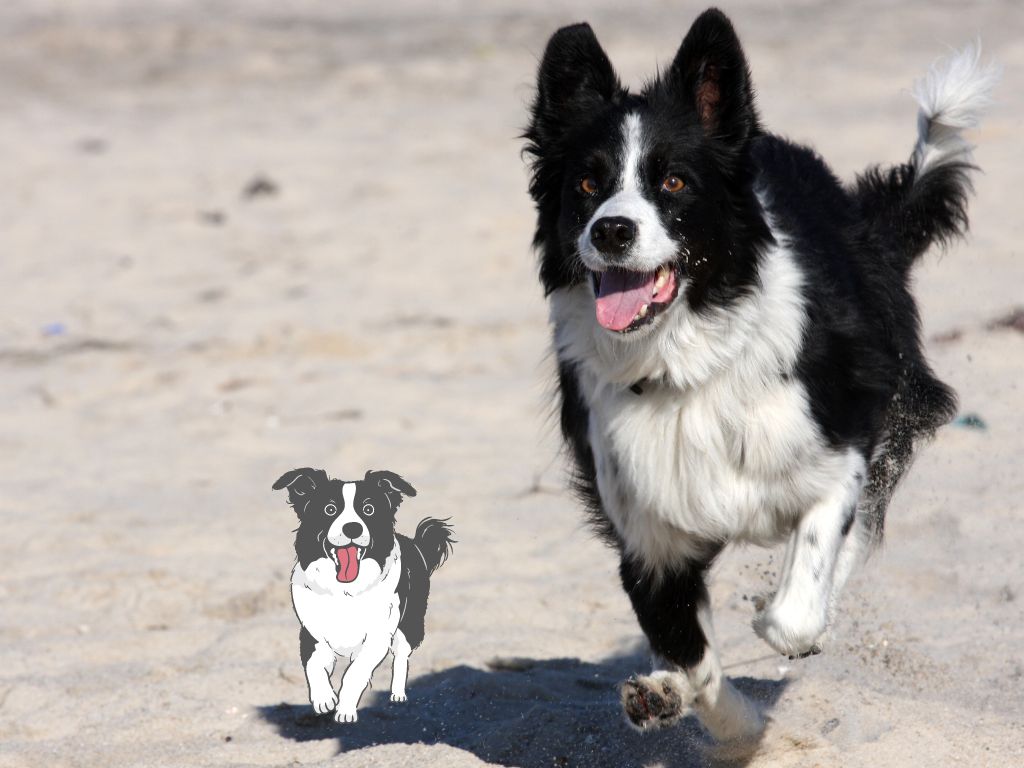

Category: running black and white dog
[524, 8, 996, 741]
[273, 468, 454, 723]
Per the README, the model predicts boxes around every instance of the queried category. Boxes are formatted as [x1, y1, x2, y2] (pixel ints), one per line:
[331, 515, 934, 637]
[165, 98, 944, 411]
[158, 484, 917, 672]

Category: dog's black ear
[528, 23, 621, 147]
[666, 8, 758, 148]
[273, 468, 329, 516]
[364, 470, 416, 510]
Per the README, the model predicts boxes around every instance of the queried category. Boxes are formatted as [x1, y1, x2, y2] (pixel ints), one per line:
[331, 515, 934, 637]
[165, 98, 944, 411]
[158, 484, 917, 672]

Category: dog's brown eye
[579, 175, 599, 195]
[362, 503, 374, 517]
[324, 503, 337, 516]
[662, 175, 685, 193]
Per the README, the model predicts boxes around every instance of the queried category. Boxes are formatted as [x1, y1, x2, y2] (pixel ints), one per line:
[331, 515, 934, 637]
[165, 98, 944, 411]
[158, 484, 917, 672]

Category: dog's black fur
[525, 10, 960, 549]
[523, 7, 990, 739]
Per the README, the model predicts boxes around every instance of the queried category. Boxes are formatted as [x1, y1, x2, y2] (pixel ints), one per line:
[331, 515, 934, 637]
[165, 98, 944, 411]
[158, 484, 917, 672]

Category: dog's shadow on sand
[257, 651, 788, 768]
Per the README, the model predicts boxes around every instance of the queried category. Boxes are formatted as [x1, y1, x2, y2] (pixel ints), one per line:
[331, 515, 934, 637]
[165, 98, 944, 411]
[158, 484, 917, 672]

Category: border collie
[523, 8, 997, 741]
[273, 468, 454, 722]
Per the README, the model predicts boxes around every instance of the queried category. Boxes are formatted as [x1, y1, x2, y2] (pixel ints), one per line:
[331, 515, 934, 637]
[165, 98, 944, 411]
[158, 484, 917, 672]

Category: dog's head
[273, 468, 416, 585]
[524, 8, 769, 335]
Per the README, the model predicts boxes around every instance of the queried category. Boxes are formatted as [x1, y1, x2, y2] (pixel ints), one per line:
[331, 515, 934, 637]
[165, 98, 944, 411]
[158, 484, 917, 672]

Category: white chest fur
[551, 236, 850, 569]
[291, 545, 402, 656]
[583, 369, 848, 567]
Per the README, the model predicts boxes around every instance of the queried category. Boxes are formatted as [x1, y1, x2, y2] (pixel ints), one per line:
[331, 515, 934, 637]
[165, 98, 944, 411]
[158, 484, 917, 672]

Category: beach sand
[0, 1, 1021, 765]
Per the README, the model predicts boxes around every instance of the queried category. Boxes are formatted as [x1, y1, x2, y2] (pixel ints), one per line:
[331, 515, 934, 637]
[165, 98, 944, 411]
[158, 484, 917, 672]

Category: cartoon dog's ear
[364, 470, 417, 510]
[272, 468, 329, 515]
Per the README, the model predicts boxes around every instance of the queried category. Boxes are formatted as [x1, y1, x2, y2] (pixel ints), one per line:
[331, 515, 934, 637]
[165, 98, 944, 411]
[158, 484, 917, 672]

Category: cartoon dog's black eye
[324, 503, 338, 516]
[362, 503, 374, 517]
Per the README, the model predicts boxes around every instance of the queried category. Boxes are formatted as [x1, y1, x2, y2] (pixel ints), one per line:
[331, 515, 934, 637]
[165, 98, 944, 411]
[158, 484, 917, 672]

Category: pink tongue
[335, 545, 360, 583]
[595, 268, 661, 331]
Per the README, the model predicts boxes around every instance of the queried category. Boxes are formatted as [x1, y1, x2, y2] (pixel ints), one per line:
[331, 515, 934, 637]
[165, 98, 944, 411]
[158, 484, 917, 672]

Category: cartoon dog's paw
[390, 693, 407, 703]
[309, 687, 338, 714]
[752, 601, 826, 658]
[620, 672, 692, 732]
[333, 706, 358, 723]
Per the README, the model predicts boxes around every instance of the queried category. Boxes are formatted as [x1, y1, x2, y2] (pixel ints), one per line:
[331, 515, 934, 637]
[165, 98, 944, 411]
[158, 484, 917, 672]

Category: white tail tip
[912, 42, 1000, 173]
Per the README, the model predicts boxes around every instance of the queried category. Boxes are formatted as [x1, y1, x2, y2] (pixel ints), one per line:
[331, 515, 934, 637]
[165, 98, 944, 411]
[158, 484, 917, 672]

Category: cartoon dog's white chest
[291, 553, 401, 655]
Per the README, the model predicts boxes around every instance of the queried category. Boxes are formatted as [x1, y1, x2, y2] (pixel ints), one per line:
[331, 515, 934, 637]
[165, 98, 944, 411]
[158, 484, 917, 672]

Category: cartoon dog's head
[273, 468, 416, 585]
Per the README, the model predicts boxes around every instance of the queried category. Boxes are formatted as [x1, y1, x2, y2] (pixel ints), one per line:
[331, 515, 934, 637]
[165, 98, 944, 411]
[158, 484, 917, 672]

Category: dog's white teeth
[637, 304, 648, 319]
[654, 267, 668, 289]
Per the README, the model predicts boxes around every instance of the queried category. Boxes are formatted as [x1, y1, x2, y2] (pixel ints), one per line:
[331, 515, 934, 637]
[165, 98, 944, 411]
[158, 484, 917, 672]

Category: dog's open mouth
[329, 544, 365, 583]
[592, 264, 679, 333]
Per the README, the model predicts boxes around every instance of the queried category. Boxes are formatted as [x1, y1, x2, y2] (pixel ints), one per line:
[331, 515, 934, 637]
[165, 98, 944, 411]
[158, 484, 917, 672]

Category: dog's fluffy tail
[413, 518, 455, 575]
[854, 43, 999, 272]
[911, 43, 999, 176]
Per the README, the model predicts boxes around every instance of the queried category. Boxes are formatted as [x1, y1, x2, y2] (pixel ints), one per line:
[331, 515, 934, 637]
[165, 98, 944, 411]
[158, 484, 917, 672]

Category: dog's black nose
[342, 522, 363, 539]
[590, 216, 636, 256]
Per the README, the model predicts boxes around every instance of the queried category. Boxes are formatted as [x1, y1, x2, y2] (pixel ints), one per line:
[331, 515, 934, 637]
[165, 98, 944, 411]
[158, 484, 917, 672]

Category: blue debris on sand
[952, 413, 987, 431]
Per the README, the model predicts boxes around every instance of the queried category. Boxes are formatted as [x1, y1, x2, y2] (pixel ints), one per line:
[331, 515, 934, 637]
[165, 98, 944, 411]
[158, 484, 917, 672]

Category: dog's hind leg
[300, 627, 338, 714]
[619, 553, 764, 742]
[753, 453, 866, 657]
[393, 538, 428, 704]
[389, 630, 412, 702]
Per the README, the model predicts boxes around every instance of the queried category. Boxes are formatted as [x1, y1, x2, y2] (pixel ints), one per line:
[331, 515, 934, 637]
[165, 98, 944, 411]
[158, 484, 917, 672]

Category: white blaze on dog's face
[573, 113, 685, 336]
[577, 114, 680, 274]
[327, 483, 370, 547]
[323, 483, 367, 578]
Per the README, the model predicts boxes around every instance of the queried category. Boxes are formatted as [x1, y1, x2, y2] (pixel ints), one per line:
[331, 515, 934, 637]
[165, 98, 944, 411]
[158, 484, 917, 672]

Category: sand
[0, 1, 1021, 766]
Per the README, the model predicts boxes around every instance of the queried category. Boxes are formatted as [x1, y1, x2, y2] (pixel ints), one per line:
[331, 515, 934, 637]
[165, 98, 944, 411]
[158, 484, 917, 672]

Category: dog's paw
[620, 672, 692, 732]
[390, 693, 407, 703]
[787, 643, 823, 661]
[310, 687, 338, 715]
[752, 601, 826, 658]
[333, 706, 358, 724]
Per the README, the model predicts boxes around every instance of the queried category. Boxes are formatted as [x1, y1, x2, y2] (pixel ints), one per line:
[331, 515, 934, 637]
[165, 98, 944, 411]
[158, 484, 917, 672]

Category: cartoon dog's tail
[413, 518, 455, 575]
[854, 43, 999, 272]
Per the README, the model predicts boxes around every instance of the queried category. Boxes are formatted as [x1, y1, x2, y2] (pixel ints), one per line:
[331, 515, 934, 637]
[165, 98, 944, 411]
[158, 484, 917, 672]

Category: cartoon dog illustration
[273, 468, 454, 722]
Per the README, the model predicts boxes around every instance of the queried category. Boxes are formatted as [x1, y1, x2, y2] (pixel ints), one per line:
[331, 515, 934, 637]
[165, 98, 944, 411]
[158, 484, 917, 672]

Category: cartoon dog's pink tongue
[335, 545, 360, 583]
[595, 267, 676, 331]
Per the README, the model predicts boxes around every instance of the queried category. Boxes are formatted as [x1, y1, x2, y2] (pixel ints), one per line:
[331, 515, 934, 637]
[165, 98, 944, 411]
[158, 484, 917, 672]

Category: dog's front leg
[753, 456, 866, 657]
[389, 630, 412, 702]
[334, 638, 391, 723]
[619, 553, 764, 742]
[300, 627, 338, 714]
